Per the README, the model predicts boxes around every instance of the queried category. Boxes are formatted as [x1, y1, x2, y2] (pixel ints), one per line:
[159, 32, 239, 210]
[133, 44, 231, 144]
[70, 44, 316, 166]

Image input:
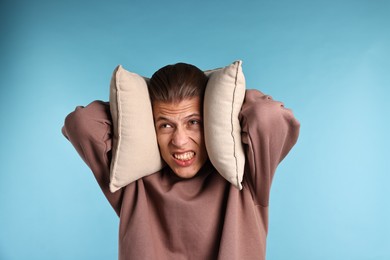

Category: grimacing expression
[152, 97, 208, 178]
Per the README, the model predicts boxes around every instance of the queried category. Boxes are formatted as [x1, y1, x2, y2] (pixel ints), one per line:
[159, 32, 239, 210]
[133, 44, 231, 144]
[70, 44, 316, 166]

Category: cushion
[204, 61, 246, 189]
[109, 61, 246, 192]
[109, 65, 164, 192]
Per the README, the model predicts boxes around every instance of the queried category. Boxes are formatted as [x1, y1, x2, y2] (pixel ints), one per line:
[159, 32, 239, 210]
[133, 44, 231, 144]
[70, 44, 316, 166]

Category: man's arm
[239, 89, 300, 207]
[62, 100, 123, 216]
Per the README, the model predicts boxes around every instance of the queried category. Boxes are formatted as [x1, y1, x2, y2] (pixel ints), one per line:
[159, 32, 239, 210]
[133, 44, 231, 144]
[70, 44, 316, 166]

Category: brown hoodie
[62, 89, 300, 260]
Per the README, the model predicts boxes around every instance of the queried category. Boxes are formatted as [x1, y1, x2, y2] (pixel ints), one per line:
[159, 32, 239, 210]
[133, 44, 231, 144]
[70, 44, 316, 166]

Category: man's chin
[172, 169, 198, 179]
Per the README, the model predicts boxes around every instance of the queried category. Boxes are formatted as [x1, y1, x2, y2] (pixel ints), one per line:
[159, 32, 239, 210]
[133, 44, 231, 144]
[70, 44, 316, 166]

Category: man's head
[149, 63, 209, 178]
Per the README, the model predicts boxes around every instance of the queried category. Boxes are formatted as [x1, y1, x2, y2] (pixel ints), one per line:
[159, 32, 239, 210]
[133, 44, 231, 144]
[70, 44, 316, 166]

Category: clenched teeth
[173, 152, 195, 161]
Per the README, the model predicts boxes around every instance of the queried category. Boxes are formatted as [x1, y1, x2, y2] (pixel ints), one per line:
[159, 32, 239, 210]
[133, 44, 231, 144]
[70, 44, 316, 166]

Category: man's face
[153, 97, 208, 178]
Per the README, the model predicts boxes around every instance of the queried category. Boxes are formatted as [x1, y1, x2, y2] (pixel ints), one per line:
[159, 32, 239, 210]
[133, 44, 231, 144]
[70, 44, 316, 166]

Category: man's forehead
[152, 97, 202, 119]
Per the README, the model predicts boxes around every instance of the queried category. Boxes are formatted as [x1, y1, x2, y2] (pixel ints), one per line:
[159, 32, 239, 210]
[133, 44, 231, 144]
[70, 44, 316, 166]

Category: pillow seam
[112, 67, 122, 183]
[231, 62, 240, 188]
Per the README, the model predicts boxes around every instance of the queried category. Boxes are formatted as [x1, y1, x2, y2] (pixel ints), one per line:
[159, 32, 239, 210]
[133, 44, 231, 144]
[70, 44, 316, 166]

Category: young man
[62, 63, 300, 259]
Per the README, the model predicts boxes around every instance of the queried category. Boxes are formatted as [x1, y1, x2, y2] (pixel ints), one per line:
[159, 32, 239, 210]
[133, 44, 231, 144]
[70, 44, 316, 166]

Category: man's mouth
[173, 151, 195, 161]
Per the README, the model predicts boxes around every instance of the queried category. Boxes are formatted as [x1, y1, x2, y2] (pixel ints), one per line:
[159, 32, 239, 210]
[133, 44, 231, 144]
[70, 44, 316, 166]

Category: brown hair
[148, 63, 208, 103]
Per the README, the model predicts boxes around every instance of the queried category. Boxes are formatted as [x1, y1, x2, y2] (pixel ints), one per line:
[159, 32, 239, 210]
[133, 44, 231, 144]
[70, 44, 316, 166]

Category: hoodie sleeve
[62, 100, 123, 216]
[239, 89, 300, 207]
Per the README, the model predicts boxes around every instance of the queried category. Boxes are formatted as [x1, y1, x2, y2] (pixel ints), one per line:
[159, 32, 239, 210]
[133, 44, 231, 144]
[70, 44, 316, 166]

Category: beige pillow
[109, 65, 164, 192]
[204, 61, 246, 189]
[109, 61, 246, 192]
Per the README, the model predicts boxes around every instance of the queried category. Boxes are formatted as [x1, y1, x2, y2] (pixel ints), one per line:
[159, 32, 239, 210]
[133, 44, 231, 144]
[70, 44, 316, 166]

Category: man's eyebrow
[155, 113, 201, 122]
[155, 116, 171, 122]
[184, 113, 202, 120]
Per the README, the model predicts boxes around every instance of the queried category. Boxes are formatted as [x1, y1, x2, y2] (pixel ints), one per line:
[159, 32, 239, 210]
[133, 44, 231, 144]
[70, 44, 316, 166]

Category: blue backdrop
[1, 0, 389, 259]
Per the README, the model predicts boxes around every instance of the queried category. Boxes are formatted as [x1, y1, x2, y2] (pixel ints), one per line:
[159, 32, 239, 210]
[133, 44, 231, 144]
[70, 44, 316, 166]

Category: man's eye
[189, 120, 201, 125]
[161, 124, 172, 128]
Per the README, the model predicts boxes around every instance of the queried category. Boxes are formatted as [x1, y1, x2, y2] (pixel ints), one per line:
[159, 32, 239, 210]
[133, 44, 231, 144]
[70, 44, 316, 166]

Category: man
[62, 63, 300, 259]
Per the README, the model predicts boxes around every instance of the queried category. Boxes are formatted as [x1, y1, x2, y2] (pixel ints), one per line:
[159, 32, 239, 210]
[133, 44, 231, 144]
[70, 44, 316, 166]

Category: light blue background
[1, 0, 389, 259]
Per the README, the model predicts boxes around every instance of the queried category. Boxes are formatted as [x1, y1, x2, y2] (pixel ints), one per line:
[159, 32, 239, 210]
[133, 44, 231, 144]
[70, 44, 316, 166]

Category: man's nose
[172, 127, 189, 147]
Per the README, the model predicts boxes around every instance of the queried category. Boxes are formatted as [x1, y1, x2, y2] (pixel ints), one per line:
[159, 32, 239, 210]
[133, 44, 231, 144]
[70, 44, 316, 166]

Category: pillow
[204, 61, 246, 189]
[109, 65, 164, 192]
[109, 61, 246, 192]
